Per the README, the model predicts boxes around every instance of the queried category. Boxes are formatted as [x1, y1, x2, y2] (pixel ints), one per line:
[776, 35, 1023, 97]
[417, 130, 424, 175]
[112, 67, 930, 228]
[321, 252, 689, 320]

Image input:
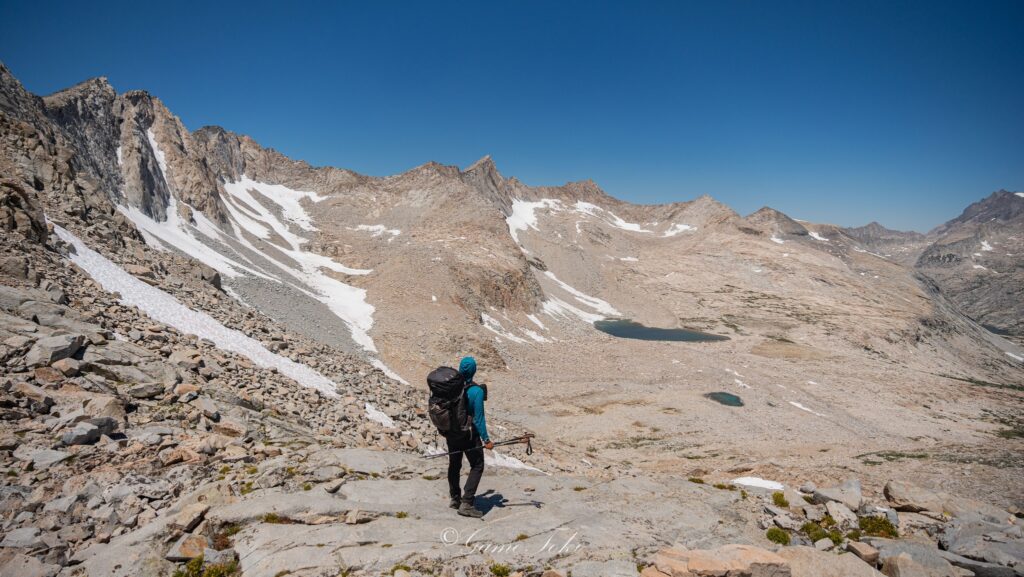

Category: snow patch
[221, 176, 377, 352]
[732, 477, 784, 491]
[574, 201, 653, 233]
[527, 314, 547, 330]
[543, 271, 620, 316]
[1016, 192, 1024, 198]
[506, 199, 562, 246]
[972, 264, 987, 270]
[663, 223, 696, 237]
[619, 256, 639, 262]
[481, 313, 528, 344]
[808, 231, 829, 242]
[771, 236, 784, 245]
[789, 401, 827, 417]
[486, 450, 545, 473]
[146, 129, 167, 175]
[1006, 352, 1023, 363]
[53, 224, 339, 396]
[541, 297, 603, 323]
[981, 240, 993, 251]
[521, 328, 549, 343]
[353, 224, 401, 238]
[364, 402, 396, 428]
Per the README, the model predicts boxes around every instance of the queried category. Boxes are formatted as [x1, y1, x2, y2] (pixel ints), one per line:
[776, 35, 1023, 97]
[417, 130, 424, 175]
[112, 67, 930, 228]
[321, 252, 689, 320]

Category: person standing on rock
[446, 356, 492, 517]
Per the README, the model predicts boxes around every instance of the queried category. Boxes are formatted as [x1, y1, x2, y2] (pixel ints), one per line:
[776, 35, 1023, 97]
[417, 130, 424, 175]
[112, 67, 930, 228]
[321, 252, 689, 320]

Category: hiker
[426, 356, 492, 518]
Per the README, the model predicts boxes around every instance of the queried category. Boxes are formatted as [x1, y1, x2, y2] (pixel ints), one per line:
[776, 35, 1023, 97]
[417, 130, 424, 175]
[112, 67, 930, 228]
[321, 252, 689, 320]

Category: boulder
[124, 264, 155, 278]
[0, 256, 28, 279]
[826, 501, 859, 529]
[10, 382, 54, 410]
[813, 479, 863, 511]
[84, 396, 126, 423]
[50, 358, 80, 376]
[0, 526, 43, 548]
[776, 546, 884, 577]
[0, 552, 59, 577]
[883, 480, 1009, 523]
[653, 544, 792, 576]
[127, 382, 164, 399]
[12, 446, 70, 469]
[165, 533, 209, 561]
[169, 348, 203, 370]
[61, 417, 117, 445]
[848, 541, 881, 565]
[193, 264, 222, 290]
[24, 334, 84, 367]
[61, 421, 100, 446]
[211, 418, 247, 438]
[170, 503, 209, 533]
[869, 539, 963, 577]
[937, 549, 1018, 577]
[939, 518, 1023, 572]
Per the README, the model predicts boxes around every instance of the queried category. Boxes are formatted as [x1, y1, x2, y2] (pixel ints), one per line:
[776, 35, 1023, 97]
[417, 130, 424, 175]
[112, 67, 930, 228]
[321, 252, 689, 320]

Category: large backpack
[427, 366, 472, 438]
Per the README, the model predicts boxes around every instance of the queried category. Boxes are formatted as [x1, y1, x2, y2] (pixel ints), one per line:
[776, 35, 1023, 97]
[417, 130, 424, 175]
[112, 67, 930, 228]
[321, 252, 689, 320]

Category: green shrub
[490, 563, 512, 576]
[766, 527, 790, 545]
[171, 557, 240, 577]
[801, 521, 828, 543]
[395, 511, 408, 519]
[172, 557, 204, 577]
[846, 529, 862, 541]
[772, 492, 789, 507]
[859, 516, 898, 538]
[389, 565, 411, 575]
[820, 514, 836, 527]
[688, 477, 705, 484]
[802, 495, 813, 503]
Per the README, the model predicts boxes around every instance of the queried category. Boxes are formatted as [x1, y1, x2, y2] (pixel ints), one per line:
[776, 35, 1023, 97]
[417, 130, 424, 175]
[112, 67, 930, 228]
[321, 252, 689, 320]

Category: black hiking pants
[446, 434, 484, 504]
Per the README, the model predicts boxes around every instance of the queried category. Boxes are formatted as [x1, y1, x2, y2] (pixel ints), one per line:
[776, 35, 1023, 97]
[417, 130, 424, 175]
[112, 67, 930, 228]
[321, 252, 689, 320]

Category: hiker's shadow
[475, 490, 544, 515]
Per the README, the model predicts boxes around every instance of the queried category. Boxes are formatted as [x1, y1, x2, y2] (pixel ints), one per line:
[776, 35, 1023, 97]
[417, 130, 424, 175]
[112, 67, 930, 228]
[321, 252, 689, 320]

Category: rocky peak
[843, 221, 925, 243]
[42, 76, 115, 108]
[41, 76, 122, 201]
[0, 62, 48, 128]
[930, 189, 1024, 236]
[742, 206, 809, 236]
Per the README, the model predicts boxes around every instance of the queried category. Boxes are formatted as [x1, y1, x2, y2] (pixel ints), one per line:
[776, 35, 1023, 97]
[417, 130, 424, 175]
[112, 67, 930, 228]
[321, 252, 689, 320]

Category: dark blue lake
[594, 319, 729, 342]
[704, 392, 744, 407]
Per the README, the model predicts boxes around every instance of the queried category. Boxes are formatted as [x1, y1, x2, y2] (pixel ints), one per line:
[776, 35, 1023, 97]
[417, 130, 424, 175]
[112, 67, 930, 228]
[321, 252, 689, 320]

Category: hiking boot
[449, 497, 460, 509]
[457, 502, 483, 518]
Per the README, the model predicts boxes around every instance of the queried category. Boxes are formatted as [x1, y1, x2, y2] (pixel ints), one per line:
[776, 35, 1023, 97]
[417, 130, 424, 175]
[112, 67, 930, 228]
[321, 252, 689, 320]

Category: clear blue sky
[3, 1, 1022, 231]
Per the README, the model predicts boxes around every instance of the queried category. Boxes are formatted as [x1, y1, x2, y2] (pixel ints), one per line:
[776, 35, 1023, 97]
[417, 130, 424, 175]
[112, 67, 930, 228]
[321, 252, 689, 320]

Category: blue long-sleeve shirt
[466, 384, 488, 442]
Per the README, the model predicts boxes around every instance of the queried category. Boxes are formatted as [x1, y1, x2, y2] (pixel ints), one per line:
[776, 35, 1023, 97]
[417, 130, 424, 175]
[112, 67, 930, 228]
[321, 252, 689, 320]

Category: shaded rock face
[845, 191, 1024, 340]
[914, 191, 1024, 339]
[41, 77, 123, 204]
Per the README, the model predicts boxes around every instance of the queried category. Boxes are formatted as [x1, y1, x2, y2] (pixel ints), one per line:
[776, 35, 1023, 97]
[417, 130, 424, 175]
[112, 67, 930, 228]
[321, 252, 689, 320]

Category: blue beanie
[458, 356, 477, 381]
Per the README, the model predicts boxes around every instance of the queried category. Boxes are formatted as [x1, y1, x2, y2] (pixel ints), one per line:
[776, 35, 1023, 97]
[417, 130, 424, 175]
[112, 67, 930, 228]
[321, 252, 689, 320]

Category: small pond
[594, 319, 729, 342]
[704, 392, 744, 407]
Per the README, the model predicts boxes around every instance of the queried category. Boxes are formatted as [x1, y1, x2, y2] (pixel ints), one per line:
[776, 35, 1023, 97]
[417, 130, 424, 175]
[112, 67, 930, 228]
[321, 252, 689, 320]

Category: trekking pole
[423, 433, 535, 459]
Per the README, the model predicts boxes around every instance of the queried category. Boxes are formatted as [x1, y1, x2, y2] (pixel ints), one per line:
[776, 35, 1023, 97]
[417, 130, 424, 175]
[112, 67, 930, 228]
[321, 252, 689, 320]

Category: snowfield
[120, 134, 380, 356]
[52, 224, 340, 396]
